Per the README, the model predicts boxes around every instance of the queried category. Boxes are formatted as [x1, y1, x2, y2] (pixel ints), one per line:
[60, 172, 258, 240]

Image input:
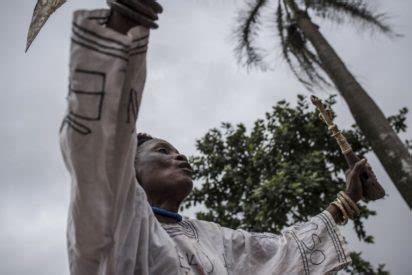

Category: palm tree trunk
[293, 11, 412, 208]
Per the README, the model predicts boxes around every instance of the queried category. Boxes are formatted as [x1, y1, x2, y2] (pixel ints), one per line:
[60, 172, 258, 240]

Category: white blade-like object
[26, 0, 67, 52]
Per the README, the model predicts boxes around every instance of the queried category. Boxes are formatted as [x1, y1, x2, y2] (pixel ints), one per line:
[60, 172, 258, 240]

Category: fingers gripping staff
[25, 0, 162, 51]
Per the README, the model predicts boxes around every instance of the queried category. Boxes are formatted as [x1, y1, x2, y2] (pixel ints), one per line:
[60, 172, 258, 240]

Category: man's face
[135, 138, 193, 205]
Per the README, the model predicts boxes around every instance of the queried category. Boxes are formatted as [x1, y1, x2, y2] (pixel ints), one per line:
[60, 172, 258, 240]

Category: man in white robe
[60, 1, 365, 274]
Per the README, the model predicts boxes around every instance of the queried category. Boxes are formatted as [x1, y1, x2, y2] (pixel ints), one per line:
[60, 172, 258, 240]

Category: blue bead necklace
[152, 207, 183, 222]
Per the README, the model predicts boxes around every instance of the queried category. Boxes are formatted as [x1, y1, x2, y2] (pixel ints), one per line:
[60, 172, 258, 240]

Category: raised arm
[60, 4, 161, 273]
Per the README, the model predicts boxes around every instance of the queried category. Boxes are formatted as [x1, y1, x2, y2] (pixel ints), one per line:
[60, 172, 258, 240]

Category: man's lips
[177, 162, 192, 173]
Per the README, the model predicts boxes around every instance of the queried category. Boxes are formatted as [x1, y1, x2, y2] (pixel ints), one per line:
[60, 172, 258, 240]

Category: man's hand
[107, 0, 163, 34]
[345, 158, 369, 203]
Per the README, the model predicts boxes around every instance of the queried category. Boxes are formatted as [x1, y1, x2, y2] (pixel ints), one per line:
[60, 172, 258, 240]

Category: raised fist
[107, 0, 163, 29]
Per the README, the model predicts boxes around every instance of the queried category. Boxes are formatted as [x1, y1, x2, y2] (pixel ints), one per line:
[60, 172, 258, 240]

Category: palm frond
[300, 46, 331, 86]
[289, 41, 328, 88]
[234, 0, 393, 91]
[277, 2, 305, 85]
[277, 2, 317, 90]
[276, 2, 331, 90]
[234, 0, 269, 69]
[306, 0, 394, 34]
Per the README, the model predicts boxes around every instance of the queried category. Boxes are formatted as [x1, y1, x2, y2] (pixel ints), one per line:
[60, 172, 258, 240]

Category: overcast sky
[0, 0, 411, 274]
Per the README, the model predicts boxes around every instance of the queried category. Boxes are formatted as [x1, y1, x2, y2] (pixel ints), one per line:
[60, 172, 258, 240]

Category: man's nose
[175, 153, 188, 162]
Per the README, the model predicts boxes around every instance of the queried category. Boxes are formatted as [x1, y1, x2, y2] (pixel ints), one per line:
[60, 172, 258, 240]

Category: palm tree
[234, 0, 412, 208]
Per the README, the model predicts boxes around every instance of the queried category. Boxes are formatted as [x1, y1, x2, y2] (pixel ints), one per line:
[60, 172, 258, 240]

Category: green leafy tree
[233, 0, 412, 208]
[185, 95, 410, 274]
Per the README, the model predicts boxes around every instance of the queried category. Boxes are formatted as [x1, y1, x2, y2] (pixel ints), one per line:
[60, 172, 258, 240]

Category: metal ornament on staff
[26, 0, 67, 52]
[310, 95, 385, 201]
[25, 0, 163, 52]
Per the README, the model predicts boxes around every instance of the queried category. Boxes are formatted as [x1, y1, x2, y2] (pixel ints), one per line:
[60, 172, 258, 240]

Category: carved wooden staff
[311, 95, 385, 201]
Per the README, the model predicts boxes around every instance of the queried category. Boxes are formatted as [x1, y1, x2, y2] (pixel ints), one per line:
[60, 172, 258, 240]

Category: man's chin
[175, 177, 193, 195]
[179, 177, 193, 190]
[175, 168, 193, 181]
[180, 167, 193, 177]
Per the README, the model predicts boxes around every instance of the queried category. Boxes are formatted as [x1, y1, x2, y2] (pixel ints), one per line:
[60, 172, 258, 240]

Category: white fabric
[60, 9, 352, 275]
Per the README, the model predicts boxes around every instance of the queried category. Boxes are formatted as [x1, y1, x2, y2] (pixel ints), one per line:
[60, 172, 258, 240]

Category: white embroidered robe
[60, 9, 351, 275]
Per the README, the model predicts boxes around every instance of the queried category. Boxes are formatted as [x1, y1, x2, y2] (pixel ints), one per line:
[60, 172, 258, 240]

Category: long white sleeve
[60, 9, 160, 274]
[221, 211, 351, 274]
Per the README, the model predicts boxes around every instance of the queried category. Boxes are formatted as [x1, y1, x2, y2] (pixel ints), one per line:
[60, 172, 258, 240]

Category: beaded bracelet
[339, 191, 360, 216]
[331, 201, 349, 225]
[330, 191, 360, 225]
